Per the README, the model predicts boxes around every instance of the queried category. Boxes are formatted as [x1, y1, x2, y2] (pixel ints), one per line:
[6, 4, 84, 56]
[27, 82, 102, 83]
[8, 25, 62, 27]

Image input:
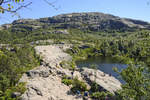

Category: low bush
[90, 82, 99, 92]
[62, 79, 73, 86]
[62, 76, 88, 93]
[91, 91, 113, 100]
[71, 78, 88, 93]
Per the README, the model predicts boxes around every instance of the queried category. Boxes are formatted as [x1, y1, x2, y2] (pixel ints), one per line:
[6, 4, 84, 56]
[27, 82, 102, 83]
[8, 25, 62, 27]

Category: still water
[76, 56, 127, 83]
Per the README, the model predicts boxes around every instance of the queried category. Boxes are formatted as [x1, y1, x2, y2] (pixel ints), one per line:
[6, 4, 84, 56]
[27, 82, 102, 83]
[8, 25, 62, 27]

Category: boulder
[81, 68, 122, 94]
[26, 66, 50, 78]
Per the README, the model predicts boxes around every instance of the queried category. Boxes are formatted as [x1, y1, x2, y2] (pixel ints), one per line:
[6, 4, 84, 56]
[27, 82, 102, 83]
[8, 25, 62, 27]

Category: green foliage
[60, 60, 76, 70]
[90, 82, 99, 93]
[62, 79, 73, 86]
[91, 92, 106, 100]
[116, 63, 150, 100]
[0, 0, 24, 13]
[0, 89, 16, 100]
[62, 76, 88, 93]
[0, 74, 10, 92]
[61, 75, 73, 86]
[0, 45, 39, 99]
[90, 81, 114, 99]
[70, 61, 76, 70]
[0, 27, 150, 66]
[91, 91, 113, 100]
[65, 29, 150, 67]
[12, 82, 26, 94]
[90, 64, 98, 70]
[71, 78, 88, 93]
[0, 19, 149, 99]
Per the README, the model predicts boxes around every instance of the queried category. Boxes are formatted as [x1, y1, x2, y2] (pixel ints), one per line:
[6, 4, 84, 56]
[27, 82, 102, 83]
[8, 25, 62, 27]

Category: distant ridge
[1, 12, 150, 32]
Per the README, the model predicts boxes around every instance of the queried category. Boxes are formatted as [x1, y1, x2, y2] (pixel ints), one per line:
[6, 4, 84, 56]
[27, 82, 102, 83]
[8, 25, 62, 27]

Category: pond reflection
[76, 56, 127, 83]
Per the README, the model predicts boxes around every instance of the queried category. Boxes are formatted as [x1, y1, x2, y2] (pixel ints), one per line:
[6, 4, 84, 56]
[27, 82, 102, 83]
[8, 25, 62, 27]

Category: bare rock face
[37, 12, 150, 31]
[81, 68, 122, 94]
[35, 45, 72, 67]
[25, 65, 50, 78]
[3, 12, 150, 33]
[54, 30, 69, 34]
[21, 74, 83, 100]
[19, 44, 121, 100]
[20, 45, 82, 100]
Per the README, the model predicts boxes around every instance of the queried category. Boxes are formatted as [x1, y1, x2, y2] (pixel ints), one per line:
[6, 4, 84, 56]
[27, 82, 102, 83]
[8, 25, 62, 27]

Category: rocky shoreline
[19, 45, 121, 100]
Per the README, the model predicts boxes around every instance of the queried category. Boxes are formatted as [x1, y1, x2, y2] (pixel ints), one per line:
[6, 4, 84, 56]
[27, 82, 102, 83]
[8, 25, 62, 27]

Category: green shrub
[62, 79, 73, 86]
[60, 61, 76, 70]
[91, 92, 107, 100]
[0, 45, 39, 99]
[12, 82, 26, 94]
[70, 61, 76, 70]
[71, 78, 88, 93]
[90, 82, 99, 92]
[62, 75, 68, 80]
[115, 63, 150, 100]
[62, 76, 87, 93]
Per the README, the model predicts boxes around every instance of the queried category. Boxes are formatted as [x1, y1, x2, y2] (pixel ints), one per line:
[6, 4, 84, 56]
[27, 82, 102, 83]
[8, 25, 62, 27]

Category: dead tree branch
[1, 1, 32, 18]
[43, 0, 59, 10]
[0, 0, 4, 5]
[0, 0, 59, 18]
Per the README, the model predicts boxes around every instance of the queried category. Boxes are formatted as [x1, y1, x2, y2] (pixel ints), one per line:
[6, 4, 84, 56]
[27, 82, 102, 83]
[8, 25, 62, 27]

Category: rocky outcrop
[4, 12, 150, 32]
[12, 19, 36, 25]
[81, 68, 121, 94]
[42, 30, 69, 35]
[38, 12, 150, 31]
[0, 24, 12, 30]
[20, 45, 83, 100]
[20, 73, 83, 100]
[35, 45, 72, 66]
[19, 45, 121, 100]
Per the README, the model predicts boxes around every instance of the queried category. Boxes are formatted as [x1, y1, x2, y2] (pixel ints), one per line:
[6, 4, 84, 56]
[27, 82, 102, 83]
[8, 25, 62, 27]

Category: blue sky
[0, 0, 150, 25]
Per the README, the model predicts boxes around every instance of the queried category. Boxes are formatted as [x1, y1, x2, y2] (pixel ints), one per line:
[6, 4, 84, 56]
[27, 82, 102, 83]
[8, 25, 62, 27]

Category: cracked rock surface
[20, 45, 83, 100]
[20, 44, 121, 100]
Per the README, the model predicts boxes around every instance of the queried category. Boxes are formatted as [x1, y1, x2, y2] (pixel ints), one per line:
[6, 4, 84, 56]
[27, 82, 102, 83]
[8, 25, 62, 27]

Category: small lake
[76, 56, 127, 83]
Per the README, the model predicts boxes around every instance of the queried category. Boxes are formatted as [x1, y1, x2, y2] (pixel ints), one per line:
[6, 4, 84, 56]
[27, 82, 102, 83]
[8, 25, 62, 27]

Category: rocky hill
[1, 12, 150, 32]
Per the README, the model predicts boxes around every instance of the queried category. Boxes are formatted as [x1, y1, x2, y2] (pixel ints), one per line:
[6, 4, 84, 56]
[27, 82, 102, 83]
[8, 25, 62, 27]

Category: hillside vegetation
[0, 12, 150, 99]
